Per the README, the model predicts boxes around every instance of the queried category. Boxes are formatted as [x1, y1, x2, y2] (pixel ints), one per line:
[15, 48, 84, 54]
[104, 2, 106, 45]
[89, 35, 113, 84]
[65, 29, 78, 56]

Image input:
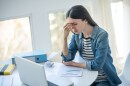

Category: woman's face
[66, 17, 86, 34]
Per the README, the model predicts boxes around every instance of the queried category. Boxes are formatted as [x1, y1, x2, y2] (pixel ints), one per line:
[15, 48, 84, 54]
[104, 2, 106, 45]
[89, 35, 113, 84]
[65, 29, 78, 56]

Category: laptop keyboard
[47, 81, 58, 86]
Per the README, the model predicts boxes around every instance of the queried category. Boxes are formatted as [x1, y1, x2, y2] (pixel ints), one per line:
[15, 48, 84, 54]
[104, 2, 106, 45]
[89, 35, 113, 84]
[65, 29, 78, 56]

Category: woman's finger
[63, 61, 73, 66]
[64, 24, 72, 30]
[62, 62, 68, 65]
[66, 26, 73, 32]
[64, 23, 71, 28]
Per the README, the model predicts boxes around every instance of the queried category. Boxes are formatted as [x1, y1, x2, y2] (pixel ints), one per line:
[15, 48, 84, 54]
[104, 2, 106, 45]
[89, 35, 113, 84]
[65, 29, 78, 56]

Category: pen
[67, 70, 80, 72]
[62, 73, 78, 75]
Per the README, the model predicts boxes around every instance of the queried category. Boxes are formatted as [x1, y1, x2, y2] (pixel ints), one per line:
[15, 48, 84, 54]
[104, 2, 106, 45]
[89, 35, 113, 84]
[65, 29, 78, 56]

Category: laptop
[15, 57, 73, 86]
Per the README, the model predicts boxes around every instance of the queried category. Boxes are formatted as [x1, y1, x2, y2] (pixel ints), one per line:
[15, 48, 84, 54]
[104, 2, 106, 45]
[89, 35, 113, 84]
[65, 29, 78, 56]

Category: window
[0, 17, 33, 61]
[111, 1, 124, 64]
[49, 12, 72, 52]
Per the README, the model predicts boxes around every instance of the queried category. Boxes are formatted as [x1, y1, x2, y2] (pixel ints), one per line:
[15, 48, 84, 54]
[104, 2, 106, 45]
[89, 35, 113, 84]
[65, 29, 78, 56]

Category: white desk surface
[1, 62, 98, 86]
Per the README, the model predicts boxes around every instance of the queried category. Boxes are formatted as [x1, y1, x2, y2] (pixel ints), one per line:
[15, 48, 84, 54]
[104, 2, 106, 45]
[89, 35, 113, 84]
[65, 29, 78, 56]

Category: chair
[119, 52, 130, 86]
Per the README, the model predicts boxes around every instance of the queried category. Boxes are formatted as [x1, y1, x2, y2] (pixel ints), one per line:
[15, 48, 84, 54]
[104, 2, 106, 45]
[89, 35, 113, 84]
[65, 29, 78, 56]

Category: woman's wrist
[73, 62, 86, 68]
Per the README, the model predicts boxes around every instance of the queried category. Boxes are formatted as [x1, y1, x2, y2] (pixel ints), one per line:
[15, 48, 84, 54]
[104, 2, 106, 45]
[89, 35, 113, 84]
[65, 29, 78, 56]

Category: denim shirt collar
[79, 26, 99, 40]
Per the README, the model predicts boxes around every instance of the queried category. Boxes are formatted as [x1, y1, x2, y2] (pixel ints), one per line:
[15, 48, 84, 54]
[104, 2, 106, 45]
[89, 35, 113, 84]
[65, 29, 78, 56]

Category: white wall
[0, 0, 89, 51]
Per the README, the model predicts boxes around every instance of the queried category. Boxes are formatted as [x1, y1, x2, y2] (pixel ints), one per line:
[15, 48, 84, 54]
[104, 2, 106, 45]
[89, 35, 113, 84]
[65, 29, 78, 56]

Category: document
[57, 63, 83, 77]
[0, 76, 13, 86]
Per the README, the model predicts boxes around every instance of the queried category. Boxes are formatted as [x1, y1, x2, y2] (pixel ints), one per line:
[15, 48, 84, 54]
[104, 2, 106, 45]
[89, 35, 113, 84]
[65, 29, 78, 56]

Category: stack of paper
[57, 64, 83, 77]
[0, 76, 14, 86]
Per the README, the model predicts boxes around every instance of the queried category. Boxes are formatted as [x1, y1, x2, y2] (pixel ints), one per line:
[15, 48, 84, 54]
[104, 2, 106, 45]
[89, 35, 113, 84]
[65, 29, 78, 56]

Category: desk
[11, 62, 98, 86]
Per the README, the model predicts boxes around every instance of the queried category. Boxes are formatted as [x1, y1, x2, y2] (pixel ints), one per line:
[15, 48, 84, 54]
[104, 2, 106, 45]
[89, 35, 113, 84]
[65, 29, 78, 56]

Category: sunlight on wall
[0, 17, 32, 61]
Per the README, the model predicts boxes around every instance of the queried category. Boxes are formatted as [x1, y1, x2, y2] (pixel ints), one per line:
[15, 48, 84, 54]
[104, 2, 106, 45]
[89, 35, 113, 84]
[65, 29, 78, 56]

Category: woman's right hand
[63, 23, 73, 39]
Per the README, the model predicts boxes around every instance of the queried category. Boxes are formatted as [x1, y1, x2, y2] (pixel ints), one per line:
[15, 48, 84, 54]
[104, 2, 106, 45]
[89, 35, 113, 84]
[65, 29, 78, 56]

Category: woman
[61, 5, 122, 86]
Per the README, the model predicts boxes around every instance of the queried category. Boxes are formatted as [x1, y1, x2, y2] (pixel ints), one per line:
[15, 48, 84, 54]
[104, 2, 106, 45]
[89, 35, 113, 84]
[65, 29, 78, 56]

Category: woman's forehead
[66, 17, 82, 24]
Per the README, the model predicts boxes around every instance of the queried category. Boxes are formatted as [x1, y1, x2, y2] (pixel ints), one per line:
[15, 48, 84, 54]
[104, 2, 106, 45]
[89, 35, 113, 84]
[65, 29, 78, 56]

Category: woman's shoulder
[95, 26, 107, 34]
[93, 26, 108, 40]
[96, 26, 108, 35]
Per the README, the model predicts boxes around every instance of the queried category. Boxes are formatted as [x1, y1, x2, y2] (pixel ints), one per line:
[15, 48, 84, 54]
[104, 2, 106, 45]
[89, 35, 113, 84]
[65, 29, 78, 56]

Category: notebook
[0, 64, 15, 75]
[57, 63, 83, 77]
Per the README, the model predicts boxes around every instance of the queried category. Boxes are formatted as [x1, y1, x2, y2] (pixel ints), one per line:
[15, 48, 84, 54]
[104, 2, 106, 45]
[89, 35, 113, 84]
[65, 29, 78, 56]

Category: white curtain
[123, 0, 130, 61]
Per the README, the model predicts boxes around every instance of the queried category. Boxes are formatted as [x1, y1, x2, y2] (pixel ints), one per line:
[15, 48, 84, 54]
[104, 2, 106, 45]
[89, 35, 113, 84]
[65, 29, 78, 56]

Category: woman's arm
[61, 24, 78, 62]
[62, 61, 86, 68]
[62, 24, 71, 56]
[62, 38, 69, 56]
[61, 34, 78, 61]
[62, 24, 72, 56]
[88, 31, 109, 71]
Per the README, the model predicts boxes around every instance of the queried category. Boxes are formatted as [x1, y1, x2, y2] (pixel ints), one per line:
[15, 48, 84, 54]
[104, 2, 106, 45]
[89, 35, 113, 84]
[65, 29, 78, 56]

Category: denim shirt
[61, 26, 122, 86]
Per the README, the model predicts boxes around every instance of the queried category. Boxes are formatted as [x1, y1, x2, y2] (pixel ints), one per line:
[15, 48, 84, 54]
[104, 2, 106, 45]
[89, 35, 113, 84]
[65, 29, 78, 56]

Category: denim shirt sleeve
[86, 32, 109, 71]
[61, 34, 78, 62]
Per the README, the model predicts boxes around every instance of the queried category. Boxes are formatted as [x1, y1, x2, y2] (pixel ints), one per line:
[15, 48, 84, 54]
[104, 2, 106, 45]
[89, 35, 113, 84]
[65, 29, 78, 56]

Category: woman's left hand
[62, 61, 86, 68]
[62, 61, 76, 66]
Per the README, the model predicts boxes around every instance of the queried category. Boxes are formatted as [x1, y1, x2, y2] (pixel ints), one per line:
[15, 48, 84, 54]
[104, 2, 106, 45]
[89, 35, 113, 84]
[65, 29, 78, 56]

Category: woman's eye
[73, 23, 77, 25]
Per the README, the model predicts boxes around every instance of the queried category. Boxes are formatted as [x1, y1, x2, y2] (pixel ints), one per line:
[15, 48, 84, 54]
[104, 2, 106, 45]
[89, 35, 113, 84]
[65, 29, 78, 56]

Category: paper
[0, 76, 13, 86]
[0, 77, 3, 86]
[57, 64, 83, 77]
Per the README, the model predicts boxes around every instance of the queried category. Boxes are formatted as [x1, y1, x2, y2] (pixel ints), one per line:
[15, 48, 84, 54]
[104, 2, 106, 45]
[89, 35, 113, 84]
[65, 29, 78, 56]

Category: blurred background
[0, 0, 130, 74]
